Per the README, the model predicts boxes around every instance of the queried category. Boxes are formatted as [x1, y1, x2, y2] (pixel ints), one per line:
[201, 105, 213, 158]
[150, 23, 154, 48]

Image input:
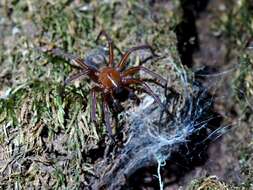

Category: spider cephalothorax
[45, 31, 167, 137]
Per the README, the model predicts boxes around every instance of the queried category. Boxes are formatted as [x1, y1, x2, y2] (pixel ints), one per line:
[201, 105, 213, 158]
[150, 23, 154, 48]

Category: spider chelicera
[44, 31, 167, 137]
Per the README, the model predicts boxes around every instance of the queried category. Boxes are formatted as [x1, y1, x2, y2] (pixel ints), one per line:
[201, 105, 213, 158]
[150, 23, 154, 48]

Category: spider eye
[113, 87, 129, 102]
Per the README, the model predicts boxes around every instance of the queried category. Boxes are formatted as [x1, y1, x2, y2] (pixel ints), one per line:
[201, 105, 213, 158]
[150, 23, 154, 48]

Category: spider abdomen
[99, 67, 121, 89]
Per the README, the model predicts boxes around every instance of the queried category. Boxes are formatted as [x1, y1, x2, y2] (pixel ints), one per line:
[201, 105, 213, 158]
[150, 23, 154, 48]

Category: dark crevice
[174, 0, 210, 67]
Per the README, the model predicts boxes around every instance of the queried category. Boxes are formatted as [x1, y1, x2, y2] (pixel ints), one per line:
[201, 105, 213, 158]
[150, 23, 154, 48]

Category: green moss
[216, 0, 253, 188]
[215, 0, 253, 51]
[233, 54, 253, 115]
[187, 176, 229, 190]
[0, 0, 180, 188]
[221, 0, 253, 119]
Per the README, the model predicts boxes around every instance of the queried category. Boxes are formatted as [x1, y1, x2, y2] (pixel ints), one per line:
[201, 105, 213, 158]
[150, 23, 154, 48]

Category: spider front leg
[41, 47, 88, 69]
[49, 48, 77, 61]
[117, 45, 157, 71]
[122, 66, 167, 85]
[96, 30, 114, 67]
[123, 78, 164, 109]
[64, 70, 89, 85]
[37, 45, 77, 61]
[40, 45, 97, 72]
[111, 99, 124, 113]
[125, 87, 141, 104]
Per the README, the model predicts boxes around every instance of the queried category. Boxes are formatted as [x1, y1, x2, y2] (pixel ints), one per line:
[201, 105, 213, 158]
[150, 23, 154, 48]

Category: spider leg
[64, 70, 89, 85]
[102, 95, 114, 138]
[37, 46, 77, 61]
[40, 46, 98, 72]
[50, 48, 79, 62]
[112, 99, 124, 113]
[117, 45, 157, 71]
[71, 57, 98, 71]
[70, 57, 100, 83]
[125, 87, 141, 104]
[122, 66, 167, 85]
[96, 30, 114, 67]
[123, 78, 164, 109]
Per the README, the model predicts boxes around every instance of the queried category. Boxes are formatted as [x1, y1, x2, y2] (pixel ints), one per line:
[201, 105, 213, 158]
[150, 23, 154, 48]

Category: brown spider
[44, 31, 166, 137]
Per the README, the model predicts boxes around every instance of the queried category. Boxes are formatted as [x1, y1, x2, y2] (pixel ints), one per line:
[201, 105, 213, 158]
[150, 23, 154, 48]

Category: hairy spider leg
[47, 47, 102, 73]
[125, 86, 141, 104]
[110, 90, 124, 113]
[117, 45, 156, 71]
[122, 66, 167, 85]
[72, 58, 100, 83]
[96, 30, 114, 67]
[47, 48, 91, 70]
[64, 70, 89, 85]
[71, 57, 93, 70]
[46, 48, 100, 84]
[50, 48, 77, 61]
[123, 78, 164, 109]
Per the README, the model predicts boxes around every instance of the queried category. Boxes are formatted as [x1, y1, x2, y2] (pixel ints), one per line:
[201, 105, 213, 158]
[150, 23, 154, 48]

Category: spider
[44, 31, 167, 137]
